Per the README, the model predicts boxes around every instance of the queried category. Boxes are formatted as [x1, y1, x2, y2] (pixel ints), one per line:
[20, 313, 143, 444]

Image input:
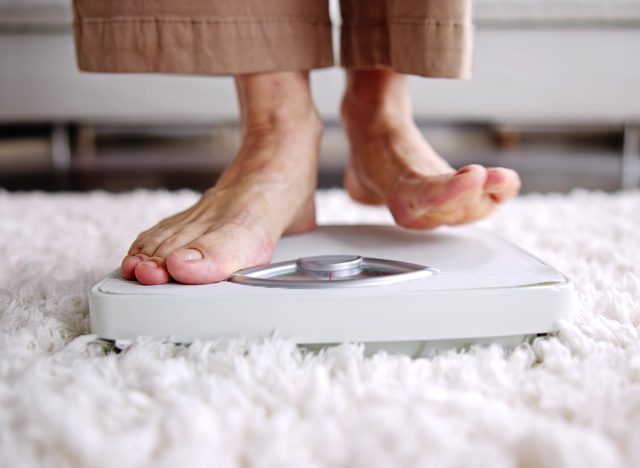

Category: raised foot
[341, 68, 521, 230]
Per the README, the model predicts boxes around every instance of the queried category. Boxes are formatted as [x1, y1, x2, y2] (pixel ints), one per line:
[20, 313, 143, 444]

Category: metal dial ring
[229, 257, 438, 289]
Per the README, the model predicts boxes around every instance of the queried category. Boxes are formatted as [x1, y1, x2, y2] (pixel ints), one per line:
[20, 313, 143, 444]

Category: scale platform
[89, 225, 575, 356]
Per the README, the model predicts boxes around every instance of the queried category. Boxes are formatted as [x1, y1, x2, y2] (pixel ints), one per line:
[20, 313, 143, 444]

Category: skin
[121, 68, 520, 285]
[341, 68, 520, 229]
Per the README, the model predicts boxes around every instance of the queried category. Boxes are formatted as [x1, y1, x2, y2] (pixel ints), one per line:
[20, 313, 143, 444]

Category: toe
[485, 167, 521, 203]
[128, 224, 179, 258]
[422, 164, 487, 209]
[390, 165, 488, 229]
[121, 254, 144, 280]
[134, 257, 171, 285]
[138, 234, 173, 258]
[166, 247, 228, 285]
[166, 227, 274, 285]
[154, 227, 205, 260]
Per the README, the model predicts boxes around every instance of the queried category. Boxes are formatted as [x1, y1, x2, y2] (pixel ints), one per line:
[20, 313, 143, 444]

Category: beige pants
[72, 0, 472, 78]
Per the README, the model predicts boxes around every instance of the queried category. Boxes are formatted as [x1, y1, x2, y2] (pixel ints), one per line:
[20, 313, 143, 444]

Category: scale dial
[229, 254, 437, 288]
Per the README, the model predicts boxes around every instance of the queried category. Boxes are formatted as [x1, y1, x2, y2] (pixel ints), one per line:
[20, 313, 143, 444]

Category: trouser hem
[74, 17, 335, 75]
[340, 20, 473, 79]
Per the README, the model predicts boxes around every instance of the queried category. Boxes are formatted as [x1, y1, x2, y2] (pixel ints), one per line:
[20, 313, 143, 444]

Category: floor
[1, 188, 639, 467]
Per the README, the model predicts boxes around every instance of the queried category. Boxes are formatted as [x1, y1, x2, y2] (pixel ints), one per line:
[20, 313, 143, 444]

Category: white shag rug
[1, 188, 639, 468]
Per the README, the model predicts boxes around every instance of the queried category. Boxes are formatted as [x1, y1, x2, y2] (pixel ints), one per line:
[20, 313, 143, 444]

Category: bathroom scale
[89, 225, 575, 356]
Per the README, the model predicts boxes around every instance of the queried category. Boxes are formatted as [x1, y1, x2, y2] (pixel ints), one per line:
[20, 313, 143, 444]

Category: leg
[72, 0, 332, 285]
[121, 71, 322, 284]
[341, 68, 520, 229]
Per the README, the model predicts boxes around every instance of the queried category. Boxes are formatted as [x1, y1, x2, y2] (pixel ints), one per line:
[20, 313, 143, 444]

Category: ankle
[236, 71, 322, 136]
[341, 96, 412, 133]
[243, 105, 324, 144]
[342, 68, 414, 128]
[219, 109, 322, 195]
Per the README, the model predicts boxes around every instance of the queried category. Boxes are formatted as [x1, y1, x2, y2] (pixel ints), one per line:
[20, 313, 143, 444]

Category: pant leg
[340, 0, 473, 78]
[72, 0, 334, 75]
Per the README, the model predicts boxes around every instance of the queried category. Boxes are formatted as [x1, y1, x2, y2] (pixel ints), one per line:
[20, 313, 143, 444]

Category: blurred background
[1, 0, 639, 193]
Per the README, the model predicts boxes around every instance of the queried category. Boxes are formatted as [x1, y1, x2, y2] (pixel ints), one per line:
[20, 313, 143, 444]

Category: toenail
[140, 260, 158, 268]
[176, 249, 203, 261]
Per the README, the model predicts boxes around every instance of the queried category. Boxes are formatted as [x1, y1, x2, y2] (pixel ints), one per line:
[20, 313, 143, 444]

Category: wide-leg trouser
[72, 0, 472, 78]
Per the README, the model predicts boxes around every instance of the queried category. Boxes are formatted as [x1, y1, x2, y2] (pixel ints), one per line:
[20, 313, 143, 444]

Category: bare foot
[121, 71, 322, 285]
[341, 68, 521, 229]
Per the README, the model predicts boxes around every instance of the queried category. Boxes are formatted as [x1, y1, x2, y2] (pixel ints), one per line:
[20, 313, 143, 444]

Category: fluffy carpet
[1, 188, 639, 468]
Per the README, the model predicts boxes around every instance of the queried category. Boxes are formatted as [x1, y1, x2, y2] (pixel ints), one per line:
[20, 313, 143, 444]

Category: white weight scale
[90, 225, 575, 356]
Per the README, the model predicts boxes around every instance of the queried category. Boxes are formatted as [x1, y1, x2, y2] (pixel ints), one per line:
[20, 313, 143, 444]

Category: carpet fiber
[1, 189, 639, 468]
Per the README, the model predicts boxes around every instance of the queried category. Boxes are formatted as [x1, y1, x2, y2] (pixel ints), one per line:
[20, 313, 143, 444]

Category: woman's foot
[121, 71, 322, 285]
[341, 68, 521, 229]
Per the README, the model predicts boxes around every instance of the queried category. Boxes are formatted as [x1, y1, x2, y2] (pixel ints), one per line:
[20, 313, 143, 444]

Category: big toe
[424, 164, 487, 208]
[134, 258, 171, 285]
[166, 227, 274, 285]
[485, 167, 521, 202]
[166, 248, 228, 285]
